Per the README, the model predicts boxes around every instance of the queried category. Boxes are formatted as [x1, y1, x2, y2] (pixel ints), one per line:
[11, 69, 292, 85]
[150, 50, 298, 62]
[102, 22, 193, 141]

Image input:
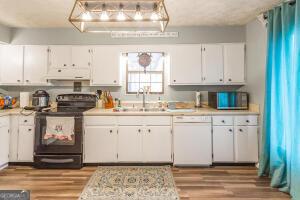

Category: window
[126, 52, 164, 94]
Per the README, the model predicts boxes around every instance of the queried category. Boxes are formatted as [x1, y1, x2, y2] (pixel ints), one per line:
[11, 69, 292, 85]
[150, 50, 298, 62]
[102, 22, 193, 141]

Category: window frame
[125, 52, 165, 95]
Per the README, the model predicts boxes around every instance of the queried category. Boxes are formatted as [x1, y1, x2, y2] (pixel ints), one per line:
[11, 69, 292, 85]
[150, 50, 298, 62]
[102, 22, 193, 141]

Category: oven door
[34, 113, 83, 154]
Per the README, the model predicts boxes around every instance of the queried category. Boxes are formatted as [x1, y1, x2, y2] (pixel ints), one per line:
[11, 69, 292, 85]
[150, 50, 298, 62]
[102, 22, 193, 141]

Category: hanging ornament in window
[138, 53, 152, 73]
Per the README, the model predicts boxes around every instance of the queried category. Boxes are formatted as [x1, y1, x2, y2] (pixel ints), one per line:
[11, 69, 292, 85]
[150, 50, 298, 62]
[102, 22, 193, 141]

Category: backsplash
[0, 82, 242, 103]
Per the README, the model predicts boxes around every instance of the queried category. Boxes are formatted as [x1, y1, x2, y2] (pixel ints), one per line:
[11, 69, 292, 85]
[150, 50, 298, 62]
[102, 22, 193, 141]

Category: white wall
[0, 24, 11, 44]
[10, 26, 245, 45]
[242, 19, 267, 114]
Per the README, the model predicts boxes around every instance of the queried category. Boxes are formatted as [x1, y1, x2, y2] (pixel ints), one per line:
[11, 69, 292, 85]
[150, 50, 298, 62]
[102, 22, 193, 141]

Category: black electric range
[34, 94, 97, 169]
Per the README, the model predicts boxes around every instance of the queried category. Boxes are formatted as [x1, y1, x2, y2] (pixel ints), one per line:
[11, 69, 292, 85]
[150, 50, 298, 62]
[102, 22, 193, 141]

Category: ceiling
[0, 0, 282, 28]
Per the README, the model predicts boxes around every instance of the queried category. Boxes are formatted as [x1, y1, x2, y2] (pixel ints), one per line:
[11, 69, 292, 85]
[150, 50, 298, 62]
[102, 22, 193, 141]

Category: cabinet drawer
[84, 116, 117, 126]
[0, 116, 9, 127]
[234, 115, 258, 126]
[19, 115, 35, 126]
[144, 116, 171, 126]
[118, 116, 144, 126]
[212, 116, 233, 126]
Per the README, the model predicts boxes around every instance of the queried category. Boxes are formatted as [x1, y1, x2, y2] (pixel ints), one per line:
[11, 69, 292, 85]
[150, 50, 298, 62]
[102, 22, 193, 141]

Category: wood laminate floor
[0, 166, 291, 200]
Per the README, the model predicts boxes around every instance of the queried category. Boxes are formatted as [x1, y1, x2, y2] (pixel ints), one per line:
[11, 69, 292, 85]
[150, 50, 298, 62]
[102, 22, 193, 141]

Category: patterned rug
[79, 166, 179, 200]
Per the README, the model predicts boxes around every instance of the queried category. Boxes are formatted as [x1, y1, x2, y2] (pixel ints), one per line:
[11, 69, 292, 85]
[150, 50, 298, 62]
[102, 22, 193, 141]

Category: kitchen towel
[44, 117, 75, 141]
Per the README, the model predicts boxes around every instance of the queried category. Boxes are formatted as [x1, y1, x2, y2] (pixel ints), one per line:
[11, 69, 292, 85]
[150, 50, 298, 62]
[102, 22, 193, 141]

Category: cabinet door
[0, 126, 9, 168]
[18, 126, 34, 162]
[202, 44, 224, 84]
[213, 126, 234, 162]
[91, 46, 121, 86]
[118, 126, 143, 162]
[9, 116, 19, 162]
[224, 44, 245, 83]
[71, 46, 91, 69]
[143, 126, 172, 162]
[48, 46, 71, 69]
[170, 45, 202, 85]
[234, 126, 258, 162]
[24, 46, 48, 85]
[84, 126, 117, 163]
[0, 45, 23, 84]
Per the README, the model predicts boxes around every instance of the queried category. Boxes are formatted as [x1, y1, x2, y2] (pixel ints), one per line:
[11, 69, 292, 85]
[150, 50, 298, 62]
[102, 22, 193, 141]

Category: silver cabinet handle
[229, 129, 233, 132]
[110, 130, 113, 133]
[138, 129, 141, 133]
[41, 158, 74, 164]
[148, 129, 151, 133]
[239, 129, 243, 132]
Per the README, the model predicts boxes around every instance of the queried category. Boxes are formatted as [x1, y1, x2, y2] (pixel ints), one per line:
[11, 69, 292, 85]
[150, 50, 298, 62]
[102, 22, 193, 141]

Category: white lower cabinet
[9, 115, 35, 162]
[212, 115, 258, 163]
[84, 116, 172, 163]
[0, 116, 10, 169]
[142, 126, 172, 162]
[212, 126, 234, 162]
[118, 126, 143, 162]
[84, 126, 117, 163]
[17, 126, 34, 162]
[234, 126, 258, 162]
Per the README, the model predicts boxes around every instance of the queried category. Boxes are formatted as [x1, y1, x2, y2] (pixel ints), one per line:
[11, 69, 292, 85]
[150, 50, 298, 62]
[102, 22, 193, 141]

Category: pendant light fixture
[150, 3, 160, 21]
[134, 4, 143, 21]
[69, 0, 169, 33]
[100, 3, 109, 21]
[117, 4, 126, 21]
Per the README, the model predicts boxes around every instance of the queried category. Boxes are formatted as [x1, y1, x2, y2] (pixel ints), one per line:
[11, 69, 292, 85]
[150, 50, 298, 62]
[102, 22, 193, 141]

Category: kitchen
[0, 0, 299, 200]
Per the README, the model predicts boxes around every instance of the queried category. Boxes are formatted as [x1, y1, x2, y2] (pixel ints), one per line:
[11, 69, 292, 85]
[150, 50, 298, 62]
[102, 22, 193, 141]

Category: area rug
[79, 166, 179, 200]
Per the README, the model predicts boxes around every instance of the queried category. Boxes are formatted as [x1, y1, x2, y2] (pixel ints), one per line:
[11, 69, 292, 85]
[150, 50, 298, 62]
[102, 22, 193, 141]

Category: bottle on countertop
[158, 97, 163, 108]
[96, 90, 103, 108]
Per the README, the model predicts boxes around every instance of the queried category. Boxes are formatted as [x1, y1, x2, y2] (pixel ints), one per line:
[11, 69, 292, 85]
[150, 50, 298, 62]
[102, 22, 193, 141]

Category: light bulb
[100, 11, 109, 21]
[117, 11, 126, 21]
[117, 3, 126, 21]
[150, 12, 159, 21]
[81, 11, 92, 20]
[134, 4, 143, 21]
[134, 11, 143, 21]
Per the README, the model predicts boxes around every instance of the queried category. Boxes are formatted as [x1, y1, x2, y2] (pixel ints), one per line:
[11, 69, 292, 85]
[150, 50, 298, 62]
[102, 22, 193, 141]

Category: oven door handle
[40, 158, 74, 164]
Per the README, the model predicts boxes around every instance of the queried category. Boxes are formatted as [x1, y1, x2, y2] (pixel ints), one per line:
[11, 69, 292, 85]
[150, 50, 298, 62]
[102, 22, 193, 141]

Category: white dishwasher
[173, 115, 212, 166]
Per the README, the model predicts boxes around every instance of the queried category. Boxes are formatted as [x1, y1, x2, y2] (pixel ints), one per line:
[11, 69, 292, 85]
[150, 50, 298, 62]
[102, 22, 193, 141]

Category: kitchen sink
[113, 107, 167, 112]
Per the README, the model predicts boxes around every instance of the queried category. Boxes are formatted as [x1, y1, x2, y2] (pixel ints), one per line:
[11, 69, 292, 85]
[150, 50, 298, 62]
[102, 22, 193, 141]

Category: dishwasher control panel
[173, 116, 211, 123]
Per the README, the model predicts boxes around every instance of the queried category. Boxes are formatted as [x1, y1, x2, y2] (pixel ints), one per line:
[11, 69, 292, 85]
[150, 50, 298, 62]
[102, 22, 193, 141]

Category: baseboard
[84, 163, 173, 166]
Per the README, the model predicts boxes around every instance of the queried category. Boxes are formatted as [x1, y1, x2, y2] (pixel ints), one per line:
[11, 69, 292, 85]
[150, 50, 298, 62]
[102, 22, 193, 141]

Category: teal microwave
[208, 92, 249, 110]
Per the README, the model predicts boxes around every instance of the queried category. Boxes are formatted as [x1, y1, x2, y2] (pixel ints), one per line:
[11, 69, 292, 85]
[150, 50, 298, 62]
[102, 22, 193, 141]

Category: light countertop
[0, 108, 35, 117]
[84, 107, 259, 116]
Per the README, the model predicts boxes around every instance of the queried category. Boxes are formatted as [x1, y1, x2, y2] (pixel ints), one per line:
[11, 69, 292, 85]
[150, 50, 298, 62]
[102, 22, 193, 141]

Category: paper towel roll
[20, 92, 30, 108]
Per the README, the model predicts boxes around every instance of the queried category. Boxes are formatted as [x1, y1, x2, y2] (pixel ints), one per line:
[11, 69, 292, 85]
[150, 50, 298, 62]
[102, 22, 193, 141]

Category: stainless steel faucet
[137, 88, 147, 111]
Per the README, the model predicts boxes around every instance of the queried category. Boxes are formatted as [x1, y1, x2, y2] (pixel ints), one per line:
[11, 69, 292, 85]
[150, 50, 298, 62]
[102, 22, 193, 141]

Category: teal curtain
[259, 1, 300, 199]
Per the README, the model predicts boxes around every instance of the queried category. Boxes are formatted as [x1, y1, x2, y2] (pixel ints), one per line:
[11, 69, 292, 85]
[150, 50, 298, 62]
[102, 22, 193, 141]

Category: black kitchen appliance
[32, 90, 50, 108]
[208, 92, 249, 110]
[34, 93, 97, 169]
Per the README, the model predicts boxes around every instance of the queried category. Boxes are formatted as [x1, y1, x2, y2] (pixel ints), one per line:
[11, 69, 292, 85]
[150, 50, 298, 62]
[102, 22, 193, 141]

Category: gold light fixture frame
[69, 0, 169, 33]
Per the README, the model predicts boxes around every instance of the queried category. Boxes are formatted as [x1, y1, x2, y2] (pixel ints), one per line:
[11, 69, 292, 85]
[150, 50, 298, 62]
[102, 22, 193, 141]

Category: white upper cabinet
[0, 45, 24, 85]
[202, 44, 224, 84]
[91, 46, 121, 86]
[71, 46, 91, 69]
[24, 46, 48, 85]
[47, 45, 91, 79]
[48, 45, 71, 69]
[224, 43, 245, 84]
[169, 44, 202, 85]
